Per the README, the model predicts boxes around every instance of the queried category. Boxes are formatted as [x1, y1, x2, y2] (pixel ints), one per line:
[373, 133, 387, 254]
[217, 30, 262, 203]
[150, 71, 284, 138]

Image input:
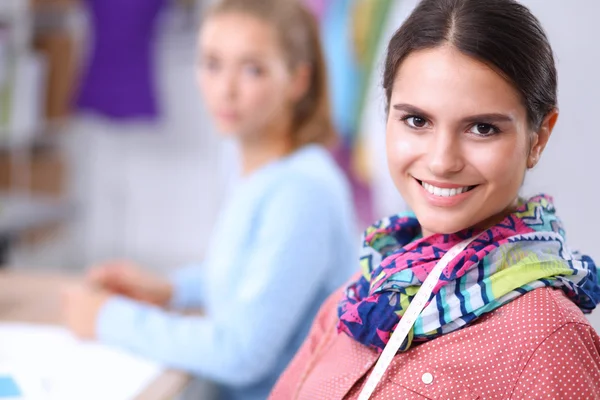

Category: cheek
[245, 80, 290, 122]
[240, 79, 278, 108]
[473, 139, 528, 187]
[198, 72, 216, 105]
[386, 122, 421, 173]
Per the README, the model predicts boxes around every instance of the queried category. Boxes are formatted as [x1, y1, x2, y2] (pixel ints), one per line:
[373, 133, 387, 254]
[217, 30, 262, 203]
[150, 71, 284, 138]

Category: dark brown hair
[383, 0, 558, 130]
[207, 0, 336, 147]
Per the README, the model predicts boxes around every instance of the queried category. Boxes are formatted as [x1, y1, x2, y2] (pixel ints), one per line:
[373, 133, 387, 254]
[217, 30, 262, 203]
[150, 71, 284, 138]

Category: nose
[215, 69, 238, 102]
[427, 129, 465, 177]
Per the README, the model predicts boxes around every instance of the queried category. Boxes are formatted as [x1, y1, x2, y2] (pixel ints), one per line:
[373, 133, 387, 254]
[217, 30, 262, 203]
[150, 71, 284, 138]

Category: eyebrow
[239, 56, 265, 64]
[392, 103, 515, 123]
[199, 53, 266, 66]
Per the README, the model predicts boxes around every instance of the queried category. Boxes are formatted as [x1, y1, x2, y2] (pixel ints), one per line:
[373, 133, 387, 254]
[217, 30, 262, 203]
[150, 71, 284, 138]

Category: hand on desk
[62, 284, 111, 339]
[62, 261, 175, 339]
[87, 261, 174, 307]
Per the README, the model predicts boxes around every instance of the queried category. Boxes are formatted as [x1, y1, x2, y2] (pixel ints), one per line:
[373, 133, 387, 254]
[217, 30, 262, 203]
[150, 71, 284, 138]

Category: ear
[528, 109, 558, 169]
[288, 62, 312, 103]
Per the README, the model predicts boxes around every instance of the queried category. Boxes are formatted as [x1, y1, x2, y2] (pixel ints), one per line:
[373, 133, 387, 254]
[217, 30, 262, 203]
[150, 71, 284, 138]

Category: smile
[418, 180, 477, 197]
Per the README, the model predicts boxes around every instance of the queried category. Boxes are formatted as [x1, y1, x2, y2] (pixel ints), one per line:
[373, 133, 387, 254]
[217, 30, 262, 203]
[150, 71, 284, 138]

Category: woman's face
[197, 12, 296, 140]
[386, 46, 554, 237]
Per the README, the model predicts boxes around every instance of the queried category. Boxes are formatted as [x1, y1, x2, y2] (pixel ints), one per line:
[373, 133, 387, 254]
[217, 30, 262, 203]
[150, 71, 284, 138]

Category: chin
[415, 211, 473, 237]
[214, 123, 240, 137]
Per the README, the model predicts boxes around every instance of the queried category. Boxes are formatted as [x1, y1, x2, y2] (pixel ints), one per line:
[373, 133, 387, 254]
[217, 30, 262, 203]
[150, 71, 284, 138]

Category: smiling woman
[269, 0, 600, 399]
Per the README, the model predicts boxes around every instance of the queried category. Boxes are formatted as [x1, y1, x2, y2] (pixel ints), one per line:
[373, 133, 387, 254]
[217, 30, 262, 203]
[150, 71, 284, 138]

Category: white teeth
[421, 182, 471, 197]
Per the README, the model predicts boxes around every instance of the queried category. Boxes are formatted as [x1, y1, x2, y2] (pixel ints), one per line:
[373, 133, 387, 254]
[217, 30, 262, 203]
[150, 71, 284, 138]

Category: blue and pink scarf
[338, 195, 600, 352]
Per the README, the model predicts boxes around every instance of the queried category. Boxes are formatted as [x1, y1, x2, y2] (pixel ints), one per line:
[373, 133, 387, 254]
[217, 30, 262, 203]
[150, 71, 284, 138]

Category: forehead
[199, 12, 280, 57]
[391, 46, 525, 118]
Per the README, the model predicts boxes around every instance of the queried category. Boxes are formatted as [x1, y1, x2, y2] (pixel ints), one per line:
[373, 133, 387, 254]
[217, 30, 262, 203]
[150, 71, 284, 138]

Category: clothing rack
[0, 0, 71, 266]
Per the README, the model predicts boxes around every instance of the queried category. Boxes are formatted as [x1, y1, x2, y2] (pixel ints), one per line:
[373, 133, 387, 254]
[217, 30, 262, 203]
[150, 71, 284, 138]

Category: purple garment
[76, 0, 165, 120]
[302, 0, 329, 21]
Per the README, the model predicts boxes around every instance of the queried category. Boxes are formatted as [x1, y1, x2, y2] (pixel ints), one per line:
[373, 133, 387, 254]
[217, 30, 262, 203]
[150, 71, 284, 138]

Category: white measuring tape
[357, 234, 481, 400]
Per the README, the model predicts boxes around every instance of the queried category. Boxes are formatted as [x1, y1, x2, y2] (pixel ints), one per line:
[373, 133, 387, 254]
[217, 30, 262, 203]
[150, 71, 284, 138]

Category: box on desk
[0, 147, 65, 197]
[0, 147, 68, 247]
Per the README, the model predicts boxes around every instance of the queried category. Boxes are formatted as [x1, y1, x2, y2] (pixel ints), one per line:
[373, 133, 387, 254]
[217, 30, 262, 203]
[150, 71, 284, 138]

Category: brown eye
[243, 64, 263, 77]
[405, 116, 428, 129]
[201, 58, 220, 72]
[469, 123, 499, 136]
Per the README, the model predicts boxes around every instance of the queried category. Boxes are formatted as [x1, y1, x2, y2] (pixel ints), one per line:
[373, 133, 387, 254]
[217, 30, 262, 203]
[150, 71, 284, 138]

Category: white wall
[520, 0, 600, 261]
[519, 0, 600, 330]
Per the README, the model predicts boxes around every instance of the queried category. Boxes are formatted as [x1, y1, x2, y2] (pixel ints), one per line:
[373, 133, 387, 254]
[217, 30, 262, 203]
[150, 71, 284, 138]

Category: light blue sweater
[96, 144, 359, 400]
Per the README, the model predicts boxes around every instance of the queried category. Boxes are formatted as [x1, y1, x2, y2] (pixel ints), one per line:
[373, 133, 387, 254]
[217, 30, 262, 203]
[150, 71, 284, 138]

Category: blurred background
[0, 0, 598, 330]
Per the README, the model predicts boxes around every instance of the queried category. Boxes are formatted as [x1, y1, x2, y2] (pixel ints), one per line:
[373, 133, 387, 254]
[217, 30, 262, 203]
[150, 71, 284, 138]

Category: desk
[0, 271, 191, 400]
[0, 195, 72, 266]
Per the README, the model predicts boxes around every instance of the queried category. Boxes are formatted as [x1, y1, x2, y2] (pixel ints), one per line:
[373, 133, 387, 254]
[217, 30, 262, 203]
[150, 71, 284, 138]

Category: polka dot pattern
[269, 287, 600, 399]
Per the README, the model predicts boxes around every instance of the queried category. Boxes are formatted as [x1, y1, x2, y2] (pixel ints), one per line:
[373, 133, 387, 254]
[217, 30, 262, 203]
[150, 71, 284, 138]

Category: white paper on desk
[0, 323, 164, 400]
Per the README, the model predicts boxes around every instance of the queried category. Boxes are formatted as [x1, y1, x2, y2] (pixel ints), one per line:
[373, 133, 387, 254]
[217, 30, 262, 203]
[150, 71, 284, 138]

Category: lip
[414, 177, 478, 207]
[216, 110, 240, 121]
[419, 179, 473, 189]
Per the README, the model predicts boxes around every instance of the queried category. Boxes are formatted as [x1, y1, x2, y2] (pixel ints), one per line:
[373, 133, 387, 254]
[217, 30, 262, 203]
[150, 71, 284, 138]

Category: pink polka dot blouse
[270, 286, 600, 399]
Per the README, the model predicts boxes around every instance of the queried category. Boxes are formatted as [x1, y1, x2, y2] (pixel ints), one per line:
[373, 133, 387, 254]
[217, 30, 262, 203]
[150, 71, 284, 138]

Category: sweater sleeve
[167, 264, 206, 310]
[510, 322, 600, 399]
[95, 177, 335, 386]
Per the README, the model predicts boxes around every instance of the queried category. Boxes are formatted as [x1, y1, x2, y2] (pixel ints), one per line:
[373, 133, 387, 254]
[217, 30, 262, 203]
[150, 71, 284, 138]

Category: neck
[239, 131, 295, 176]
[473, 200, 520, 232]
[421, 197, 521, 239]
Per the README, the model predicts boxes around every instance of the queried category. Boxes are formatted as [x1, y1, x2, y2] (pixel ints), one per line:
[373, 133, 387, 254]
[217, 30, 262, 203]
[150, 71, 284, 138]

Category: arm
[96, 178, 335, 386]
[168, 264, 206, 309]
[510, 322, 600, 399]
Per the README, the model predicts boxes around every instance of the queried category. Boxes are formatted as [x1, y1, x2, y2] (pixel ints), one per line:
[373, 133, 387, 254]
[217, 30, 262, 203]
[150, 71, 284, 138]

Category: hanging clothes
[355, 0, 418, 220]
[320, 0, 361, 140]
[76, 0, 166, 120]
[302, 0, 329, 22]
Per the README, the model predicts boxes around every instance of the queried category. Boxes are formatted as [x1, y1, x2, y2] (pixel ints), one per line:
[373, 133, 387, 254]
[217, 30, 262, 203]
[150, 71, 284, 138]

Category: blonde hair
[207, 0, 337, 148]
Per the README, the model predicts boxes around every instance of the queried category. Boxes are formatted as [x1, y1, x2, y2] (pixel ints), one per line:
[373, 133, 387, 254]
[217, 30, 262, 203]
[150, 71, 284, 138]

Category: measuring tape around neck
[357, 234, 481, 400]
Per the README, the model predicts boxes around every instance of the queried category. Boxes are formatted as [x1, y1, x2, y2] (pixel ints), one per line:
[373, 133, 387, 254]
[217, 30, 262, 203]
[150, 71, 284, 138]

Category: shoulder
[500, 287, 591, 329]
[515, 287, 599, 354]
[261, 172, 331, 213]
[477, 287, 594, 355]
[481, 288, 600, 386]
[250, 167, 341, 236]
[507, 289, 600, 398]
[284, 145, 349, 193]
[263, 146, 350, 208]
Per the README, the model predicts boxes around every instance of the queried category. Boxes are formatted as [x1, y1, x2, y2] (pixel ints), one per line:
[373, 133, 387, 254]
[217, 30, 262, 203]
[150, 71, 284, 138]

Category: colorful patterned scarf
[337, 195, 600, 352]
